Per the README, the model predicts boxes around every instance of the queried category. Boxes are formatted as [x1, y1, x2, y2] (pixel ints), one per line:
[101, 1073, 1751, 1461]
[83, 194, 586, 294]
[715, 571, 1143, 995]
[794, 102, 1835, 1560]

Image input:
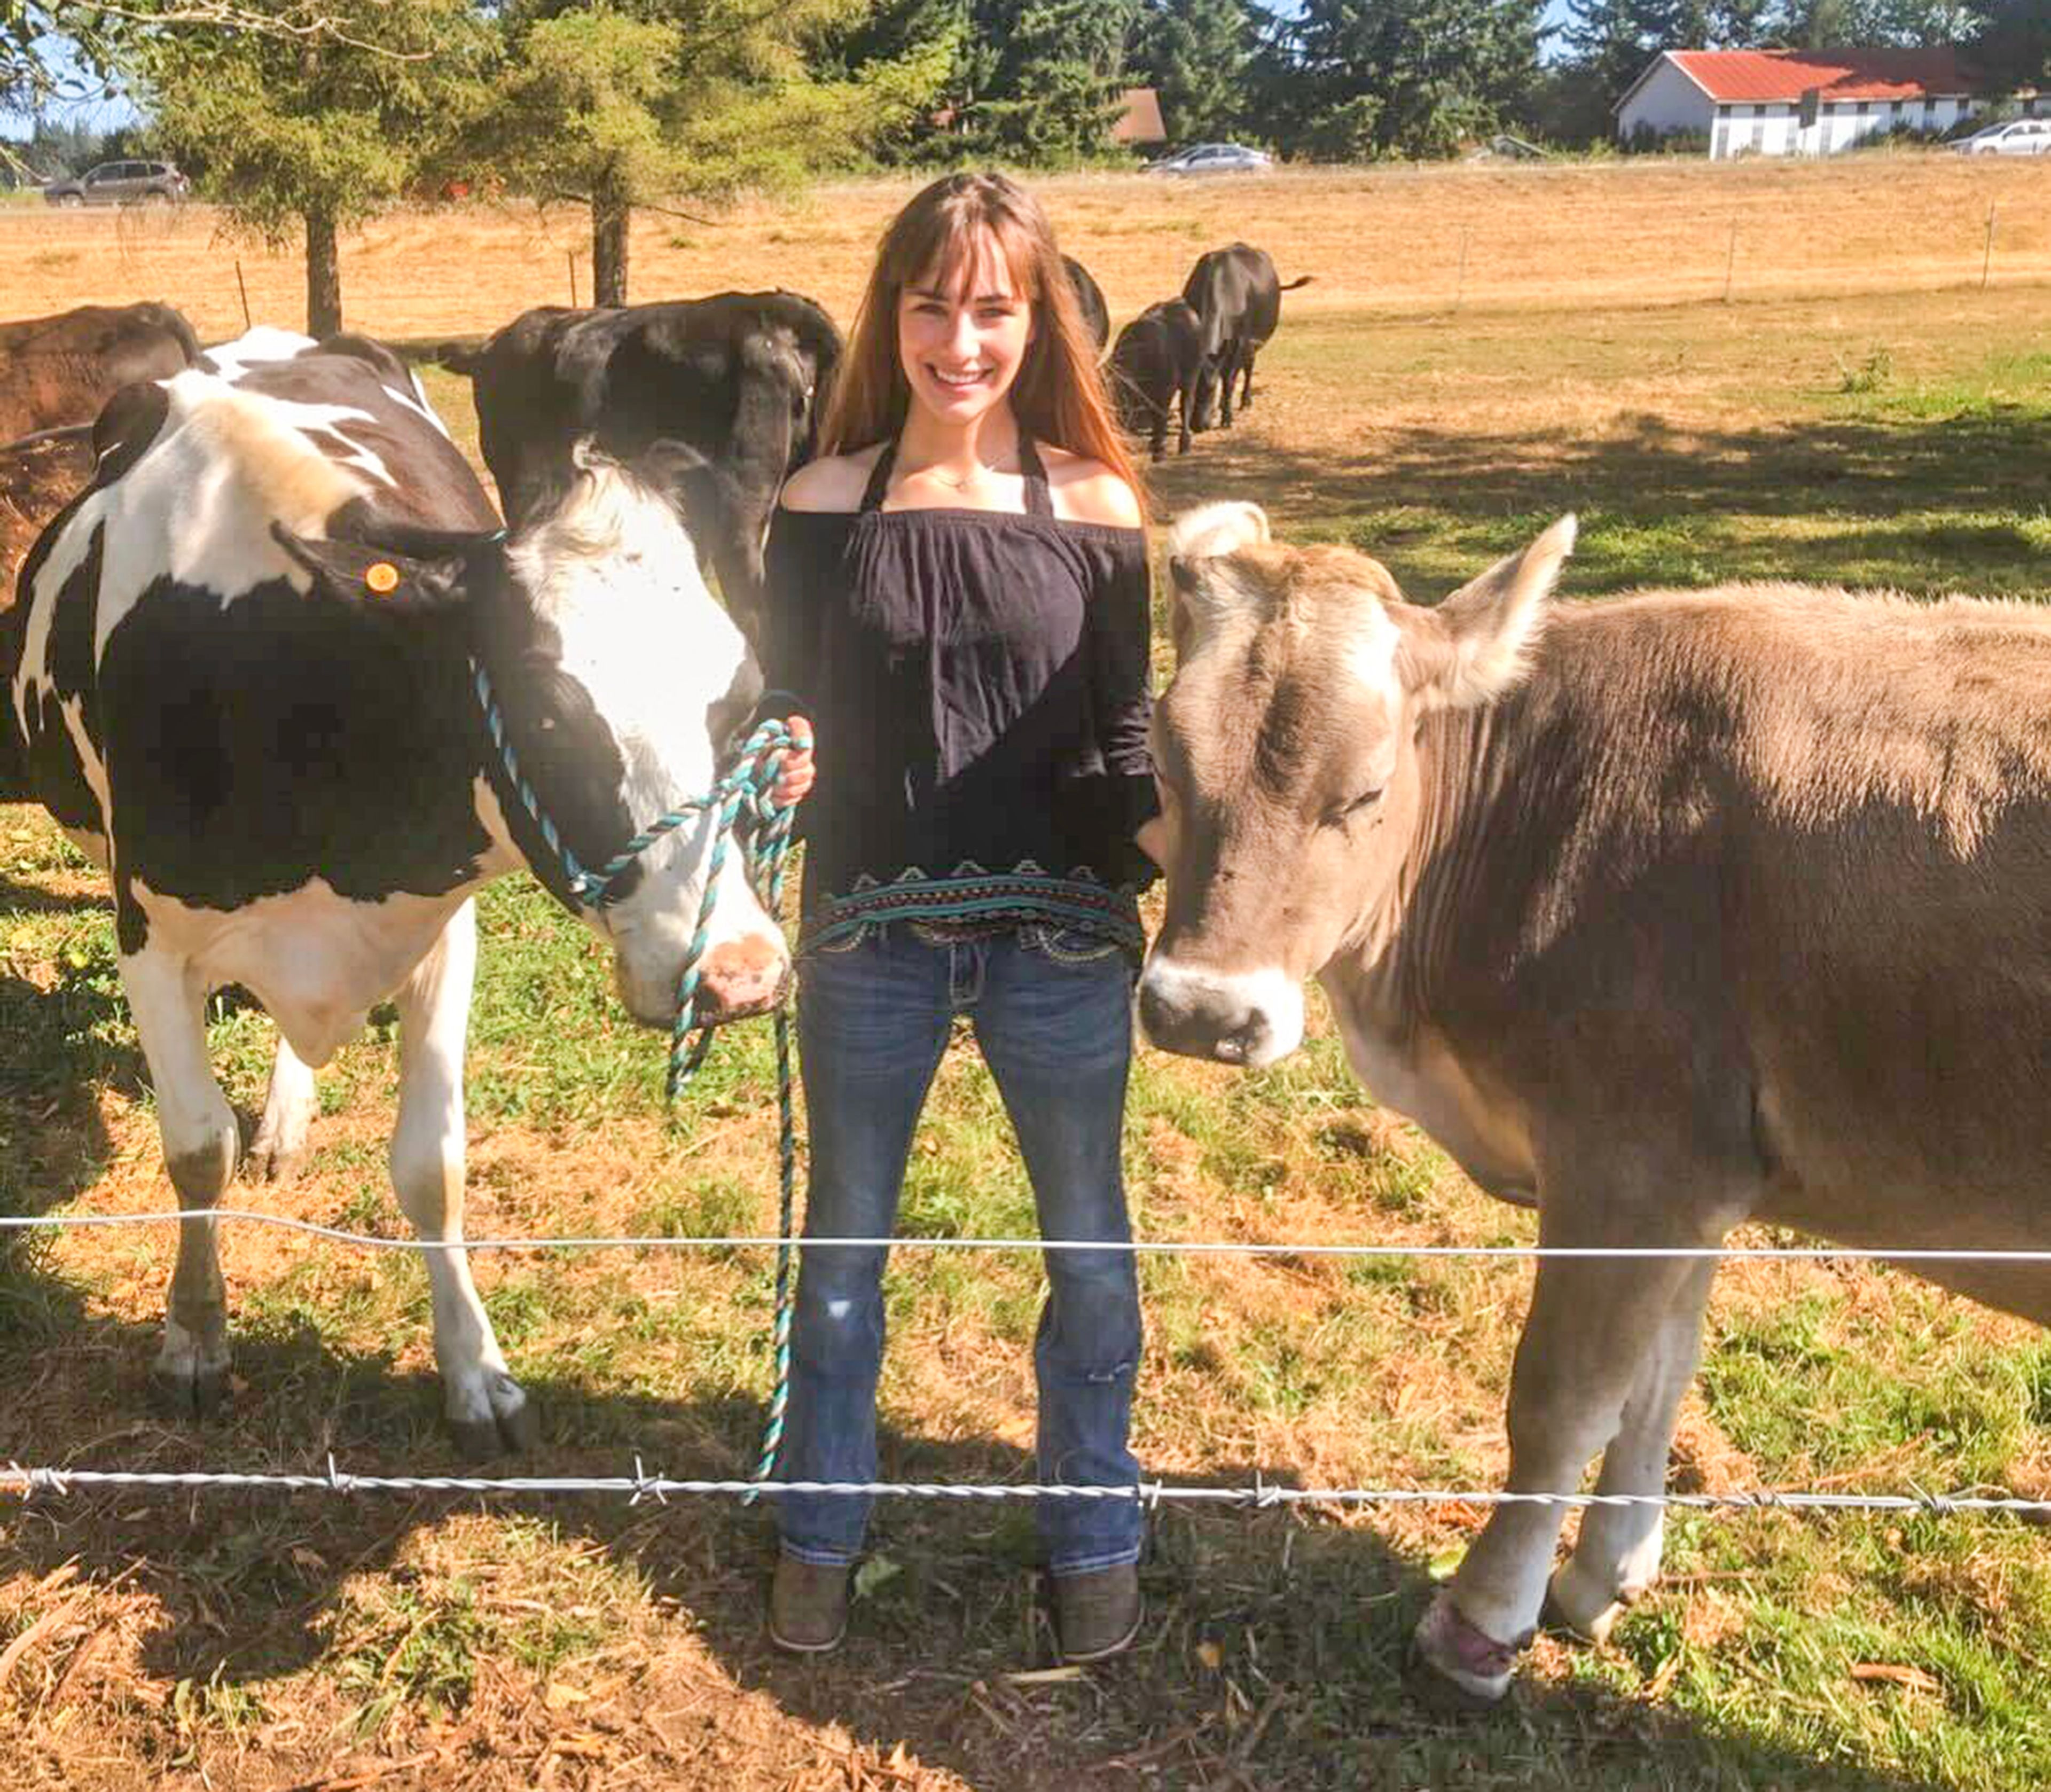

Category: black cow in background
[1110, 299, 1203, 461]
[1064, 255, 1110, 354]
[438, 290, 840, 644]
[1181, 243, 1312, 431]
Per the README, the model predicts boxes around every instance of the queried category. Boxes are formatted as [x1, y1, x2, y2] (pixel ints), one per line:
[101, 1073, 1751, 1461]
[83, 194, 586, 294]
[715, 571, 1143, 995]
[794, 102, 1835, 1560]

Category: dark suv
[43, 161, 191, 207]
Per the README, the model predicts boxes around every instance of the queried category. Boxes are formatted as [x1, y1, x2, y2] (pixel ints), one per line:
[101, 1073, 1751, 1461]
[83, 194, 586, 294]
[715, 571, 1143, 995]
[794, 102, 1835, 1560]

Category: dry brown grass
[4, 155, 2050, 344]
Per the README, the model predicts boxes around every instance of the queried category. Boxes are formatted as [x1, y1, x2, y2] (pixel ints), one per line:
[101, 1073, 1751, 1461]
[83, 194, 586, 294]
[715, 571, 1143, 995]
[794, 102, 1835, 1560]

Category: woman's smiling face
[895, 227, 1034, 427]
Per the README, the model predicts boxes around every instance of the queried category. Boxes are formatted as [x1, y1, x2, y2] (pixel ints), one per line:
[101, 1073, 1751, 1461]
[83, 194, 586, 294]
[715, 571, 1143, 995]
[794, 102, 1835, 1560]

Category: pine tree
[1271, 0, 1546, 161]
[951, 0, 1142, 162]
[1134, 0, 1258, 144]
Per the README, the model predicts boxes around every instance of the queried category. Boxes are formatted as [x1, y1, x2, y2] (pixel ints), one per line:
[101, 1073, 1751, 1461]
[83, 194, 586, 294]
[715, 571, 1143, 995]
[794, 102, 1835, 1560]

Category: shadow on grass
[0, 954, 143, 1226]
[0, 1300, 1954, 1792]
[1142, 401, 2051, 598]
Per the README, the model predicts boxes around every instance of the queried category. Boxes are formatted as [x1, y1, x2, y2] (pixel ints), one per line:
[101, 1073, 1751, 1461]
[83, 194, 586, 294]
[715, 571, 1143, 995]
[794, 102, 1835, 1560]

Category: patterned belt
[800, 870, 1146, 959]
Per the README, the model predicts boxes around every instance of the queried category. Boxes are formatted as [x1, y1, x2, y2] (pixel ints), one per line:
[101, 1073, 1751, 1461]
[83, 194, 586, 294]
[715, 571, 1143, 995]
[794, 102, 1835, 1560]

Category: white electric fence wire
[4, 1208, 2045, 1517]
[2, 1208, 2047, 1263]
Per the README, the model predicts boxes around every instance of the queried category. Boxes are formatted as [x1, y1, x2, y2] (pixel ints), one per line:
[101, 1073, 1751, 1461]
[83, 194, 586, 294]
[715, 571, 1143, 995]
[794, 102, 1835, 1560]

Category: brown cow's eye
[1322, 788, 1383, 827]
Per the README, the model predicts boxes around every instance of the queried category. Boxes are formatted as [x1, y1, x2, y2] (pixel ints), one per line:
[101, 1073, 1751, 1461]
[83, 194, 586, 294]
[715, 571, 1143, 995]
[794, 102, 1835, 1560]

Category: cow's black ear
[269, 522, 482, 613]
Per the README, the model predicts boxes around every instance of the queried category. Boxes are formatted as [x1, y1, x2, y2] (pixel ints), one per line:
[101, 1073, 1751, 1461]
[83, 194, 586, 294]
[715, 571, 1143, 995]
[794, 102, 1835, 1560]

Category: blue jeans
[775, 924, 1145, 1576]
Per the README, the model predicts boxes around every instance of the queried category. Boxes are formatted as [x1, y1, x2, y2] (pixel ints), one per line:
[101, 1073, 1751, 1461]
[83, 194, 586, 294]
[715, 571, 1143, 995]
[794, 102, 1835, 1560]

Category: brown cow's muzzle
[1137, 956, 1306, 1069]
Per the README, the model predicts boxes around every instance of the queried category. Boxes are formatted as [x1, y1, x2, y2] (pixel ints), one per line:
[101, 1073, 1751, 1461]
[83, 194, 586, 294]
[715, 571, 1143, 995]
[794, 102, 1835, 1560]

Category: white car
[1147, 143, 1274, 175]
[1951, 119, 2051, 156]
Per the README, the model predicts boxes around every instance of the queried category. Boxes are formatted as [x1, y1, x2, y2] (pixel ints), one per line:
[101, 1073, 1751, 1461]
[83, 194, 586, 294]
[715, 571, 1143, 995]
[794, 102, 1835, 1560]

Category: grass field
[5, 155, 2051, 1790]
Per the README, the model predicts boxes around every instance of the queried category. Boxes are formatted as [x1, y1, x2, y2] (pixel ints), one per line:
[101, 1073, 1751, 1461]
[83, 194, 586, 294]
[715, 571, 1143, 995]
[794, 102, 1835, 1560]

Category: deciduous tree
[486, 0, 951, 304]
[139, 0, 491, 337]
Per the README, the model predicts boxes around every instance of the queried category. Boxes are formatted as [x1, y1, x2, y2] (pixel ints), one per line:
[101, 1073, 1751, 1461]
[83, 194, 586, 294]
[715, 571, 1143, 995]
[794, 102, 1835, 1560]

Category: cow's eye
[1322, 788, 1383, 828]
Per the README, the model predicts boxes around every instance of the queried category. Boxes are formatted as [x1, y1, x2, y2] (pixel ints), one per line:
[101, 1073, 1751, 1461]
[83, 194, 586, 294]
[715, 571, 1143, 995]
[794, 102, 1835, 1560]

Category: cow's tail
[1280, 276, 1315, 292]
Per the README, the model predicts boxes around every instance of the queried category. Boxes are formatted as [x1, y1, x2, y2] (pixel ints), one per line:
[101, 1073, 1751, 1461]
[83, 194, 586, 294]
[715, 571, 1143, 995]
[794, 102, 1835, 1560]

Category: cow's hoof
[245, 1129, 309, 1184]
[448, 1373, 537, 1458]
[248, 1077, 317, 1183]
[1544, 1560, 1648, 1646]
[1410, 1592, 1523, 1709]
[153, 1320, 232, 1418]
[150, 1360, 231, 1419]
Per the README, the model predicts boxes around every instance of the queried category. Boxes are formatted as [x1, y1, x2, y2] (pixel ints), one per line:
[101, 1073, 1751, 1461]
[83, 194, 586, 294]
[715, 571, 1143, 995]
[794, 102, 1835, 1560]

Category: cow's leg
[1547, 1256, 1716, 1643]
[1415, 1208, 1706, 1704]
[1149, 397, 1167, 463]
[248, 1034, 318, 1181]
[124, 950, 239, 1415]
[1177, 379, 1194, 456]
[388, 901, 534, 1457]
[1217, 346, 1241, 428]
[1239, 350, 1256, 413]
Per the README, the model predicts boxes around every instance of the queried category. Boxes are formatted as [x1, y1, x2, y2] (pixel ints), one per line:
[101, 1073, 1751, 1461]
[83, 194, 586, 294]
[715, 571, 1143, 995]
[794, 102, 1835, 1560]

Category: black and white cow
[10, 330, 788, 1453]
[1181, 243, 1312, 431]
[440, 291, 841, 646]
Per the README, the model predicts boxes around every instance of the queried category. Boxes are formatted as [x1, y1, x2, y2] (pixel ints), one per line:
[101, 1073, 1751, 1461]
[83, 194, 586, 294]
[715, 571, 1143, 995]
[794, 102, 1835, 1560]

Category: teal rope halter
[472, 656, 806, 1495]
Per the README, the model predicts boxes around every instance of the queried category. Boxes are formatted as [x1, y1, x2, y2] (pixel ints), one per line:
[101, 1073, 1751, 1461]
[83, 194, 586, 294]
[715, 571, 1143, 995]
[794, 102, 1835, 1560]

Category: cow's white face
[1137, 503, 1574, 1067]
[283, 447, 789, 1030]
[500, 453, 785, 1025]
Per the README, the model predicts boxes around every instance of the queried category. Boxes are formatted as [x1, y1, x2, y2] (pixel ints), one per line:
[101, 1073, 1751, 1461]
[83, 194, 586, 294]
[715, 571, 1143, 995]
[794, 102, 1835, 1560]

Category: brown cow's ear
[1405, 515, 1575, 710]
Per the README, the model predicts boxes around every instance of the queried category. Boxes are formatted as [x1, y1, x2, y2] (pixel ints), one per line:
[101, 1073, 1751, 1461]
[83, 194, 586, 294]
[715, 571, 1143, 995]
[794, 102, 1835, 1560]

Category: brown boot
[769, 1554, 850, 1653]
[1053, 1563, 1142, 1663]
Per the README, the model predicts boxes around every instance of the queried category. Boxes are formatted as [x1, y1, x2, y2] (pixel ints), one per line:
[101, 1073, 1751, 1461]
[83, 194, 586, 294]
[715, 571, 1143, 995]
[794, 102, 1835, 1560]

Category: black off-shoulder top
[759, 436, 1158, 945]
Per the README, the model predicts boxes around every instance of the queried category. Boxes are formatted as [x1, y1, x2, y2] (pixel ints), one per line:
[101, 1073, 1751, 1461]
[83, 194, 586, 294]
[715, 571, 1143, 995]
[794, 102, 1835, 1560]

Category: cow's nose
[1137, 958, 1304, 1069]
[1135, 974, 1263, 1063]
[696, 935, 791, 1023]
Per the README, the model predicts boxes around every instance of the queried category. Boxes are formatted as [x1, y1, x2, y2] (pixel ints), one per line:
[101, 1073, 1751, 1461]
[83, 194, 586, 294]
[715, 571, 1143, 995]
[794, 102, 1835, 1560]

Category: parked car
[43, 160, 191, 207]
[1147, 143, 1273, 175]
[1950, 119, 2051, 156]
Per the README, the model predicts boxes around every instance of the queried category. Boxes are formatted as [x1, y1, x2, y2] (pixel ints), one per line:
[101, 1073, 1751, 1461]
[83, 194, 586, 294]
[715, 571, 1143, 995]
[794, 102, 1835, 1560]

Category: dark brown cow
[0, 302, 204, 439]
[1139, 501, 2051, 1707]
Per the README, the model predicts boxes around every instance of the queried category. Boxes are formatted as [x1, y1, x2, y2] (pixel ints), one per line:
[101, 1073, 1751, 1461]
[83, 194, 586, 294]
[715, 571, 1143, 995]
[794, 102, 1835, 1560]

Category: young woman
[757, 172, 1156, 1662]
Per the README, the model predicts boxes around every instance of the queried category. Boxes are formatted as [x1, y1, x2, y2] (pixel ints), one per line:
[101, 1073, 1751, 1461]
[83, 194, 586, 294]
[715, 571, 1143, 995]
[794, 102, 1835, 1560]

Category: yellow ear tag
[364, 561, 400, 595]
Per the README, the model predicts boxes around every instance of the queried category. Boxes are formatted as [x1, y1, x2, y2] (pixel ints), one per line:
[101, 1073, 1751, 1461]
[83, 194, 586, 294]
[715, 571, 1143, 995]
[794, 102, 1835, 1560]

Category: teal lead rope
[472, 654, 807, 1498]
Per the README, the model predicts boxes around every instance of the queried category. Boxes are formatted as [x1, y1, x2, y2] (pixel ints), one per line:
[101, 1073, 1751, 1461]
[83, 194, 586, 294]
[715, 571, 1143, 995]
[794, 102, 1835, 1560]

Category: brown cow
[1136, 502, 2051, 1705]
[0, 301, 204, 440]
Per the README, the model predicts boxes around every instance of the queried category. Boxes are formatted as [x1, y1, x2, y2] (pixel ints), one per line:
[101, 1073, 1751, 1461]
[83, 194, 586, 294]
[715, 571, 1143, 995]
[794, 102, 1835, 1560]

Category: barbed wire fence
[3, 1208, 2047, 1520]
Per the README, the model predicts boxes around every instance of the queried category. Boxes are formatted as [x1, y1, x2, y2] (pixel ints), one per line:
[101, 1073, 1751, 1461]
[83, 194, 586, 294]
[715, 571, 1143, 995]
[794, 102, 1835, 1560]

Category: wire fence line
[3, 1462, 2047, 1520]
[3, 1207, 2049, 1264]
[2, 1202, 2047, 1521]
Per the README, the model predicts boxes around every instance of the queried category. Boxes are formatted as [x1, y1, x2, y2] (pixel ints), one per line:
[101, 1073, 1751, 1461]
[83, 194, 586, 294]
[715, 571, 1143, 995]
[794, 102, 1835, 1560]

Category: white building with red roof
[1616, 48, 1999, 159]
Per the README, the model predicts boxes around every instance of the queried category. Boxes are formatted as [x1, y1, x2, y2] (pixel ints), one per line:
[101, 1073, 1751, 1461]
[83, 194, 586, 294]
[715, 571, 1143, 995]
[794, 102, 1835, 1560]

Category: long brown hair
[820, 171, 1145, 520]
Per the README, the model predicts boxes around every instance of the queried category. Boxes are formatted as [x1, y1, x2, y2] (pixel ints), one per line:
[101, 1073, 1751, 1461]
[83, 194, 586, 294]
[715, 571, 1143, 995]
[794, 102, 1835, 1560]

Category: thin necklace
[925, 445, 1018, 491]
